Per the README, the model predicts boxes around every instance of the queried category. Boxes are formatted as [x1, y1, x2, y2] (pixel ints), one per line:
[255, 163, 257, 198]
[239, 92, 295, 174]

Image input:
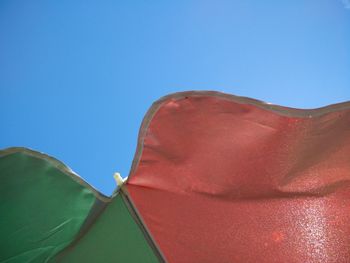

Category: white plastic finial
[113, 172, 124, 187]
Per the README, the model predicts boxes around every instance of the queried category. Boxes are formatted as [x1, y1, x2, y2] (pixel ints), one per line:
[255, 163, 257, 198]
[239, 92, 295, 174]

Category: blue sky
[1, 1, 350, 195]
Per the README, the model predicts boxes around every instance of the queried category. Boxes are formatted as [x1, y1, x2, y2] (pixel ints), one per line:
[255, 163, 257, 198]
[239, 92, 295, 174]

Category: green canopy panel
[51, 194, 161, 263]
[0, 148, 162, 263]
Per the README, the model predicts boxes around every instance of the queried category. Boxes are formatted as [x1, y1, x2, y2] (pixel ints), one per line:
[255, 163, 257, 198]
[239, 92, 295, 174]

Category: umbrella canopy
[1, 91, 350, 263]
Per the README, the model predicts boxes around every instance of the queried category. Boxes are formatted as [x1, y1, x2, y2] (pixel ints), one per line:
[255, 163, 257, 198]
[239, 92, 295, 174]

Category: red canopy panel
[125, 91, 350, 263]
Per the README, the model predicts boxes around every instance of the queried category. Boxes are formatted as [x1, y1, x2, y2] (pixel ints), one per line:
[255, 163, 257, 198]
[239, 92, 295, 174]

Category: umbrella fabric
[0, 148, 161, 263]
[126, 91, 350, 263]
[2, 91, 350, 263]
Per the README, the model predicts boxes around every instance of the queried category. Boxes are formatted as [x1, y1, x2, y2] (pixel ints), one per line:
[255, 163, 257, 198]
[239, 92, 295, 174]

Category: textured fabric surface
[126, 92, 350, 263]
[0, 149, 98, 263]
[52, 194, 160, 263]
[0, 148, 161, 263]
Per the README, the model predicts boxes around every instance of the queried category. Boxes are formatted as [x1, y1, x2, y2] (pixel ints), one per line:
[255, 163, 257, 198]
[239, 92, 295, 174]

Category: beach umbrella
[2, 91, 350, 263]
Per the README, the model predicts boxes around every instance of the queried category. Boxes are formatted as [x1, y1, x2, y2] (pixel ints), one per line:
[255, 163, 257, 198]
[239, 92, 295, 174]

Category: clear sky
[1, 1, 350, 195]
